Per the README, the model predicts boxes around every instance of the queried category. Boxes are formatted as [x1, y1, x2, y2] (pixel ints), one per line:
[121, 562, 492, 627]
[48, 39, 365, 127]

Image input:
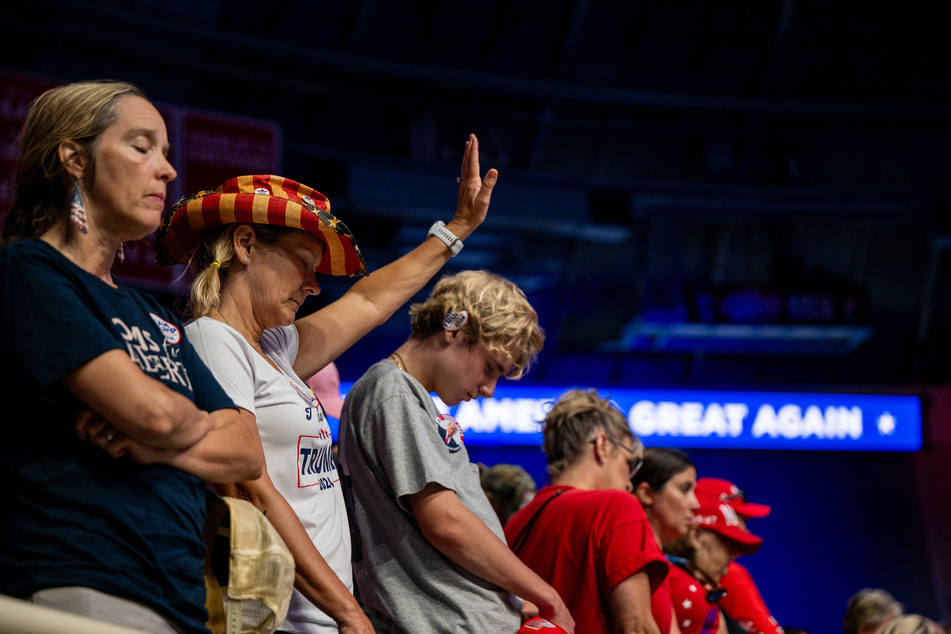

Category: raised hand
[448, 133, 499, 241]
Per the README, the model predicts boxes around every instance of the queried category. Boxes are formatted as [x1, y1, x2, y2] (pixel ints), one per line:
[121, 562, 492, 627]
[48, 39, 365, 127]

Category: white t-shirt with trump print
[186, 318, 349, 634]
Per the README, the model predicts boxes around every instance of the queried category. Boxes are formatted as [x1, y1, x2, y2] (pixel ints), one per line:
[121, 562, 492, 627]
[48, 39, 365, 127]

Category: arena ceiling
[3, 0, 951, 386]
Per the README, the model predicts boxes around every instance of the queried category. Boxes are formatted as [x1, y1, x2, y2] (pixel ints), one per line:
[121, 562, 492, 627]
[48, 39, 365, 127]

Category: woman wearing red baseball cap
[664, 493, 764, 634]
[695, 477, 783, 634]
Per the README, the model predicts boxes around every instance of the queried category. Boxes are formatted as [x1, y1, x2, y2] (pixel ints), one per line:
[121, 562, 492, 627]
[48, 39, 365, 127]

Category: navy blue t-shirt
[0, 239, 235, 633]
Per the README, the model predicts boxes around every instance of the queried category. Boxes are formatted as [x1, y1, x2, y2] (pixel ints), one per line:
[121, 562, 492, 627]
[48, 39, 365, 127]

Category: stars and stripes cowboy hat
[155, 174, 368, 277]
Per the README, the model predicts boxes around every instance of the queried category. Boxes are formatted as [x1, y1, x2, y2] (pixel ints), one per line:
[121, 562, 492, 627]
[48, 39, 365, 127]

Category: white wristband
[427, 221, 463, 256]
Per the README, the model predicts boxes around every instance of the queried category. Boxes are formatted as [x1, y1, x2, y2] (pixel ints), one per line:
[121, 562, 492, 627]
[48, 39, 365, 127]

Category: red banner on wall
[176, 108, 282, 195]
[0, 70, 55, 216]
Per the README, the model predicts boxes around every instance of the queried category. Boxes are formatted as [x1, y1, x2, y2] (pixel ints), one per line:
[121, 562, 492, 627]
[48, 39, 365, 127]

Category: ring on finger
[456, 175, 465, 183]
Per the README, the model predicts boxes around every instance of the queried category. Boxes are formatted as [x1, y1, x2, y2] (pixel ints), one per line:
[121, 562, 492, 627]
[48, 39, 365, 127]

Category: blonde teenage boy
[339, 270, 573, 634]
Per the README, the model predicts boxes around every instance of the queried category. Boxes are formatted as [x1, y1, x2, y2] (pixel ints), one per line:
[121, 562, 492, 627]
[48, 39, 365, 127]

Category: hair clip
[443, 311, 469, 331]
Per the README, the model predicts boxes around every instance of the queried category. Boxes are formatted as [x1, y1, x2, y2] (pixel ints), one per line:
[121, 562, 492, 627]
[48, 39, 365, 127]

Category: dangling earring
[69, 182, 89, 234]
[116, 243, 125, 262]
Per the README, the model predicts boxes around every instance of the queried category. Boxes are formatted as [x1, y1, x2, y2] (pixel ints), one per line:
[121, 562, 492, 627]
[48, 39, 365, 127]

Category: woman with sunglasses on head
[504, 389, 669, 634]
[153, 137, 497, 634]
[631, 447, 702, 634]
[663, 492, 764, 634]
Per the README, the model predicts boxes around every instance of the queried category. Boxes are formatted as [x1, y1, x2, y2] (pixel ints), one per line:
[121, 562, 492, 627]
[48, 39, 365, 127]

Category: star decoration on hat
[682, 620, 692, 628]
[682, 599, 693, 609]
[688, 584, 698, 593]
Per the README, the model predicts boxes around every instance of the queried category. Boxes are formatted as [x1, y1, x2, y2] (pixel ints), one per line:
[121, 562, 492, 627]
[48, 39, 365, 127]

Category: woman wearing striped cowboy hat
[154, 135, 497, 634]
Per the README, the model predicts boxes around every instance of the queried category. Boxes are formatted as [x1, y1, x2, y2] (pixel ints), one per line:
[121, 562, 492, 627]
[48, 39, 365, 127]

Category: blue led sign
[339, 383, 922, 451]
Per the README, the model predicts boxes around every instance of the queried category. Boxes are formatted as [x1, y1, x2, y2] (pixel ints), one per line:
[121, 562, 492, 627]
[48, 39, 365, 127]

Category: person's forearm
[148, 410, 264, 483]
[408, 485, 574, 631]
[291, 134, 497, 379]
[424, 518, 559, 611]
[65, 349, 213, 450]
[609, 572, 661, 634]
[347, 238, 456, 320]
[411, 487, 568, 627]
[291, 240, 454, 379]
[127, 409, 263, 482]
[133, 391, 216, 449]
[221, 476, 374, 631]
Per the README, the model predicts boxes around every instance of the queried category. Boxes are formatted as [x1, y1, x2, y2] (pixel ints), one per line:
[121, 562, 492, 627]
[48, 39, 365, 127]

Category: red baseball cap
[517, 617, 569, 633]
[692, 493, 763, 555]
[695, 477, 771, 519]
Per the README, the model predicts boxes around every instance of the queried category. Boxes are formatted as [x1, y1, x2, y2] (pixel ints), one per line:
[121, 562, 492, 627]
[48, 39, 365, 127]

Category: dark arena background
[3, 1, 951, 631]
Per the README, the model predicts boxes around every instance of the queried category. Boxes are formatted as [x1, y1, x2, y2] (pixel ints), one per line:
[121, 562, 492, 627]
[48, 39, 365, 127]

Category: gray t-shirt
[339, 360, 521, 634]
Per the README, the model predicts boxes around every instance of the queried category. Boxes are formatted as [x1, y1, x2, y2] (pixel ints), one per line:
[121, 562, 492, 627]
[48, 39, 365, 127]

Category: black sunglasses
[590, 436, 643, 479]
[666, 556, 728, 604]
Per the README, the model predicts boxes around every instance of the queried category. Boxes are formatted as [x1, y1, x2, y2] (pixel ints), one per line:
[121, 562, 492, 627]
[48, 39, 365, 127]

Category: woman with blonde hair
[843, 588, 904, 634]
[877, 615, 941, 634]
[154, 136, 498, 633]
[0, 80, 262, 633]
[504, 388, 668, 634]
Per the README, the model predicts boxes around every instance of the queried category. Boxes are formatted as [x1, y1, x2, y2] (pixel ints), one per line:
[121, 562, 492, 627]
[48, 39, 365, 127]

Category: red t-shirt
[505, 485, 669, 634]
[668, 564, 721, 634]
[652, 574, 674, 634]
[719, 562, 783, 634]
